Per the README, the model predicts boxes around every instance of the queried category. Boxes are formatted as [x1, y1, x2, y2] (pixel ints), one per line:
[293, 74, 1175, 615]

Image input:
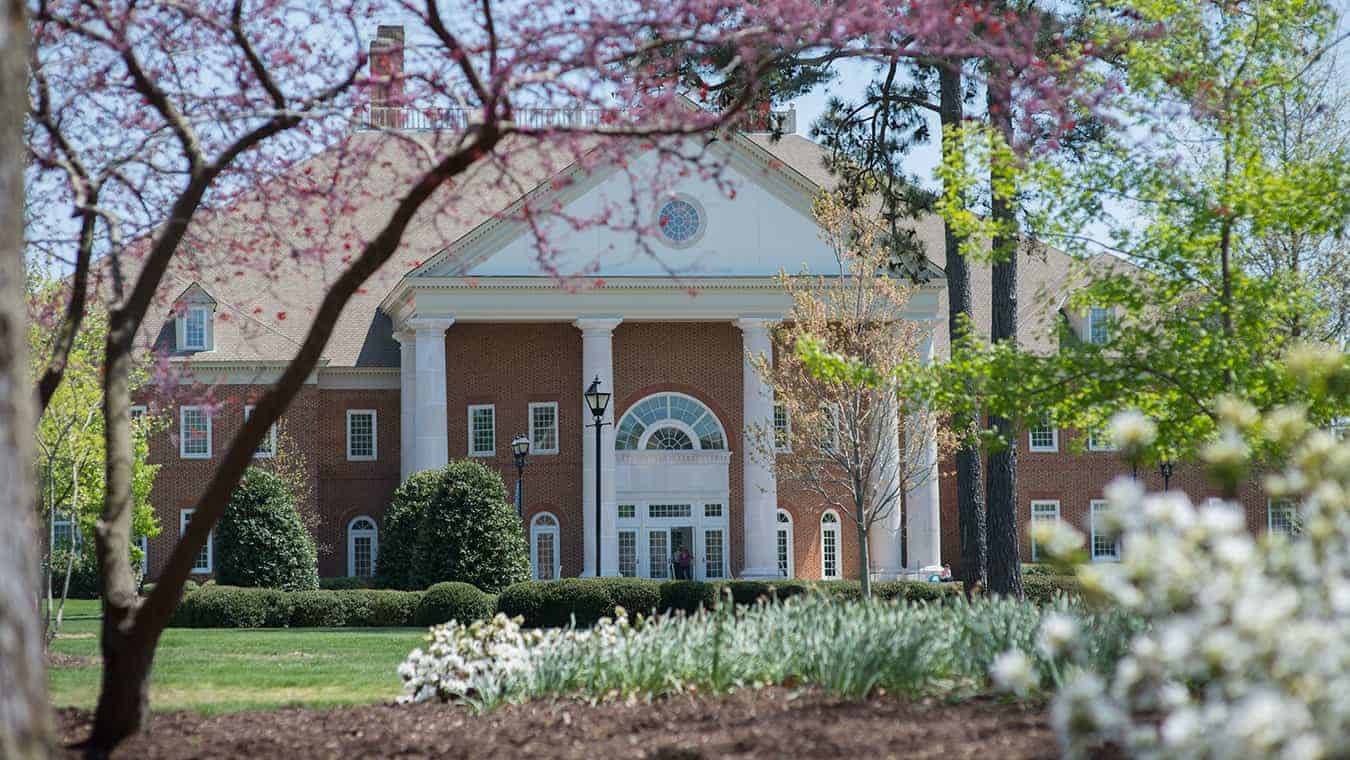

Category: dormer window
[183, 307, 209, 350]
[172, 283, 217, 352]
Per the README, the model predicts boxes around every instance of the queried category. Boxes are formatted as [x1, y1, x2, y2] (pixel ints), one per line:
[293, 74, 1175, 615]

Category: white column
[736, 317, 780, 579]
[409, 317, 453, 475]
[867, 393, 904, 580]
[575, 317, 621, 577]
[905, 333, 942, 569]
[394, 330, 416, 482]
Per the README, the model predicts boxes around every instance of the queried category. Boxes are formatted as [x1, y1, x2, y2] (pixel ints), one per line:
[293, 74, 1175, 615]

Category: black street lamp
[584, 376, 611, 577]
[511, 434, 530, 518]
[1159, 459, 1175, 490]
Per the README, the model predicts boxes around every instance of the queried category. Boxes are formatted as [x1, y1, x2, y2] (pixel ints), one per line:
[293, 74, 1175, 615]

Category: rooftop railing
[360, 105, 796, 133]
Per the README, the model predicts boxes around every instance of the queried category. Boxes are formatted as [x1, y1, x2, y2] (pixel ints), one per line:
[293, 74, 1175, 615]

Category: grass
[48, 599, 426, 714]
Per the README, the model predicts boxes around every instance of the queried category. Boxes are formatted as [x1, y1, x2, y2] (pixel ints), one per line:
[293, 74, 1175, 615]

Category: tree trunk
[984, 65, 1023, 599]
[938, 61, 987, 593]
[0, 2, 54, 756]
[89, 316, 149, 751]
[856, 518, 871, 598]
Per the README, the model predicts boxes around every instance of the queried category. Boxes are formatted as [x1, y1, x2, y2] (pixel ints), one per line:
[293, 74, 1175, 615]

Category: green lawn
[48, 599, 425, 714]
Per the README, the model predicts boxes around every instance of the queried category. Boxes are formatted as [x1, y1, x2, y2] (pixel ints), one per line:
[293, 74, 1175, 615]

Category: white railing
[361, 105, 796, 133]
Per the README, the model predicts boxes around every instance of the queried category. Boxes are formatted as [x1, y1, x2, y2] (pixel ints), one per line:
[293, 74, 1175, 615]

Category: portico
[381, 276, 944, 580]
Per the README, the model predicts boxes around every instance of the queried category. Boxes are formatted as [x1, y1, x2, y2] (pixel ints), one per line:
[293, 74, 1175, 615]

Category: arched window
[347, 516, 378, 578]
[776, 509, 794, 578]
[531, 512, 560, 581]
[615, 393, 727, 451]
[820, 510, 841, 580]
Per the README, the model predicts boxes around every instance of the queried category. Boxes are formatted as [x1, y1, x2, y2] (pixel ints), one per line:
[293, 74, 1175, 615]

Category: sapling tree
[23, 0, 1077, 751]
[753, 192, 949, 596]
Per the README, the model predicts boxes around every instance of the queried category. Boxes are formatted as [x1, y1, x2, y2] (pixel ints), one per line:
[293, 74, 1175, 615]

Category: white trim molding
[347, 515, 379, 577]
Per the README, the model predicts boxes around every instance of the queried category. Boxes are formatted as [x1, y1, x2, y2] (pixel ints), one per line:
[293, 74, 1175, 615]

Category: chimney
[370, 25, 404, 127]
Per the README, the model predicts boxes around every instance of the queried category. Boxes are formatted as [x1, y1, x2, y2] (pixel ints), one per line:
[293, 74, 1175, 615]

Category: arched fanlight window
[530, 512, 561, 581]
[820, 510, 841, 580]
[776, 509, 794, 578]
[615, 393, 727, 451]
[347, 516, 379, 578]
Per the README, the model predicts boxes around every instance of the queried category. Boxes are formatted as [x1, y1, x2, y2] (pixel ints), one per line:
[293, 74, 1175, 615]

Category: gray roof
[145, 129, 1101, 368]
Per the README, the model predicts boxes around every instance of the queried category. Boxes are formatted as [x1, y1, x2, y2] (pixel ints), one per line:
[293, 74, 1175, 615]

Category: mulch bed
[57, 689, 1058, 759]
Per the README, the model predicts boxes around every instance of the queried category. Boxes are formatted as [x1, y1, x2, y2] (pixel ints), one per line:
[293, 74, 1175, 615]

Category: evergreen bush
[376, 469, 442, 590]
[215, 467, 318, 591]
[407, 460, 530, 593]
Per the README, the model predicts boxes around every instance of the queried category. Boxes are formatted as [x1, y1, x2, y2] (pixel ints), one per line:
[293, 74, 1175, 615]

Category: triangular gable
[407, 129, 841, 280]
[172, 282, 218, 309]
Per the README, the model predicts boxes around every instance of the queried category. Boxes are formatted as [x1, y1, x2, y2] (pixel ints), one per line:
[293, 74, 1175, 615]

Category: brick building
[134, 36, 1279, 584]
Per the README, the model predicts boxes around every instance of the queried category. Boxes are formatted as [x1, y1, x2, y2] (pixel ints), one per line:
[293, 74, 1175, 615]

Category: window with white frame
[244, 405, 277, 458]
[1268, 499, 1298, 536]
[618, 503, 637, 519]
[51, 514, 78, 554]
[182, 306, 210, 351]
[130, 405, 148, 423]
[468, 404, 496, 456]
[1087, 306, 1112, 345]
[1029, 415, 1058, 452]
[618, 530, 638, 577]
[1029, 500, 1061, 561]
[530, 512, 560, 580]
[529, 402, 559, 454]
[1090, 499, 1119, 561]
[820, 510, 841, 579]
[347, 516, 379, 577]
[773, 403, 791, 452]
[776, 509, 794, 578]
[346, 410, 377, 461]
[1087, 426, 1117, 452]
[179, 406, 212, 459]
[180, 509, 212, 573]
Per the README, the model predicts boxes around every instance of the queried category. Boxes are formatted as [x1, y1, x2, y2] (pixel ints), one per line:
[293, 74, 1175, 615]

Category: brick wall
[142, 325, 1274, 585]
[937, 428, 1270, 576]
[141, 383, 399, 580]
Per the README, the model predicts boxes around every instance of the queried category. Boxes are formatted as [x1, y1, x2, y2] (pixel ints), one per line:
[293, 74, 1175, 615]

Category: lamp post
[584, 376, 611, 577]
[1159, 459, 1175, 491]
[511, 434, 530, 518]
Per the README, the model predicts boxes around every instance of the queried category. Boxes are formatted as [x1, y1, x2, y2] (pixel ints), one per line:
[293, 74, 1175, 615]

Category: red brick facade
[143, 322, 1272, 583]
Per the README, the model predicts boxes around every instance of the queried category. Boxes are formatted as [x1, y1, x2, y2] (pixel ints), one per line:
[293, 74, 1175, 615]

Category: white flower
[1038, 613, 1078, 658]
[1110, 409, 1157, 453]
[991, 649, 1037, 696]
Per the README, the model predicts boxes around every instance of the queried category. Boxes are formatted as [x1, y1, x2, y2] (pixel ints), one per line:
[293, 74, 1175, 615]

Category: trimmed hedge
[1022, 574, 1083, 604]
[497, 578, 964, 628]
[376, 470, 441, 590]
[414, 582, 497, 627]
[170, 585, 422, 628]
[215, 467, 318, 591]
[319, 576, 377, 590]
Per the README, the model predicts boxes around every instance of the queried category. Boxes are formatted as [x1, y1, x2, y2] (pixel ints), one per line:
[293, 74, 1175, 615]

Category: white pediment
[418, 136, 844, 280]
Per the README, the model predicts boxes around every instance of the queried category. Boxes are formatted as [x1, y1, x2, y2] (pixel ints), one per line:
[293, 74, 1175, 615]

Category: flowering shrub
[993, 351, 1350, 758]
[398, 593, 1138, 711]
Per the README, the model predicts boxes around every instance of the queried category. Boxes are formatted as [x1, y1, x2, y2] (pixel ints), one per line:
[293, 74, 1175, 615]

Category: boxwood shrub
[1022, 574, 1083, 604]
[414, 582, 496, 627]
[171, 586, 428, 628]
[375, 469, 442, 590]
[319, 576, 377, 590]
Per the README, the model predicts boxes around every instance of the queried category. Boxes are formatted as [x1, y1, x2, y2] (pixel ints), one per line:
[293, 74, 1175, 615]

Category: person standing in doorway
[674, 545, 693, 580]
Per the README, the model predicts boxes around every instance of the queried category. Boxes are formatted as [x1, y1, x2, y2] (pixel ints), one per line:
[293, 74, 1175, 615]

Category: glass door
[647, 529, 670, 579]
[670, 526, 694, 579]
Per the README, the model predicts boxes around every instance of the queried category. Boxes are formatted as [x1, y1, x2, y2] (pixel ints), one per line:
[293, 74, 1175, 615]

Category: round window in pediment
[656, 195, 705, 247]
